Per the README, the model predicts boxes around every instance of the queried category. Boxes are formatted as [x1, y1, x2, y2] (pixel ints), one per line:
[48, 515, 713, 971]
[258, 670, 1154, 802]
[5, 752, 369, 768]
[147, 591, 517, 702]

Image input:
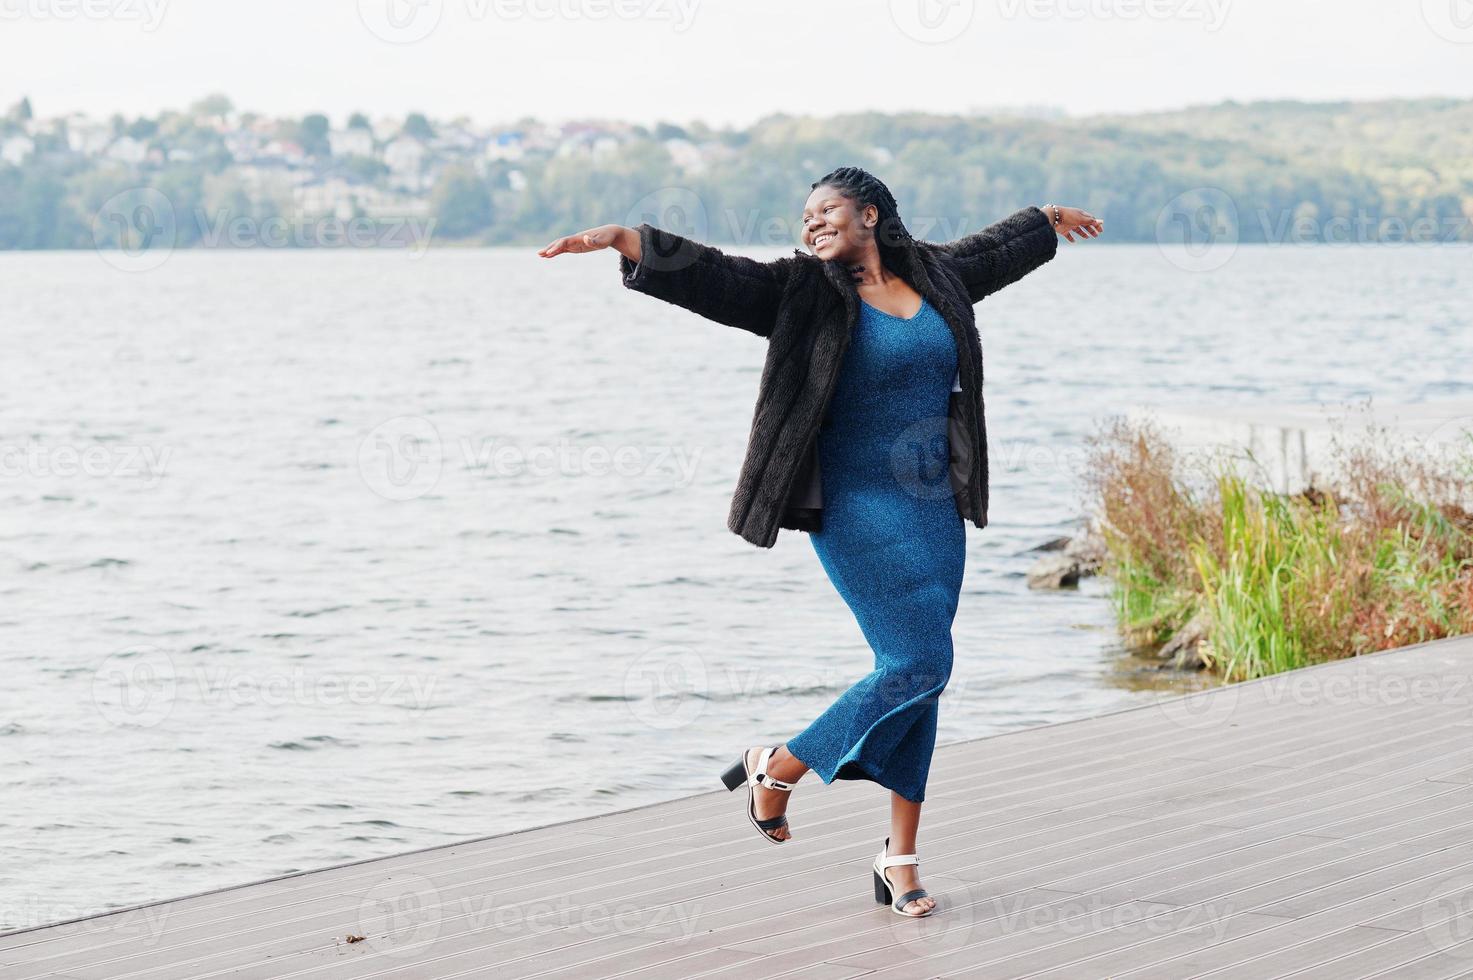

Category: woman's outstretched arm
[538, 222, 791, 339]
[937, 205, 1103, 304]
[538, 223, 643, 263]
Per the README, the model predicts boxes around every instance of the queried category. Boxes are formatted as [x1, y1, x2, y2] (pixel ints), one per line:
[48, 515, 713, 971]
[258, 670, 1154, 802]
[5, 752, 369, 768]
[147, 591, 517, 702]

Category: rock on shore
[1156, 612, 1210, 670]
[1024, 526, 1210, 670]
[1025, 528, 1107, 589]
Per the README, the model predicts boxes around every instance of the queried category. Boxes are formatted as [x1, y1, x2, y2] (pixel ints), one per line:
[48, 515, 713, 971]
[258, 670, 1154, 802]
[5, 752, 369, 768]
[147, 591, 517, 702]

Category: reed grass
[1082, 415, 1473, 681]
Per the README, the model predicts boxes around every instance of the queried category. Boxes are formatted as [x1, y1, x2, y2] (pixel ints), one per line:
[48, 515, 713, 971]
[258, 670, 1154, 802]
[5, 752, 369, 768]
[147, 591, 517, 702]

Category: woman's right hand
[537, 224, 637, 261]
[1040, 205, 1104, 243]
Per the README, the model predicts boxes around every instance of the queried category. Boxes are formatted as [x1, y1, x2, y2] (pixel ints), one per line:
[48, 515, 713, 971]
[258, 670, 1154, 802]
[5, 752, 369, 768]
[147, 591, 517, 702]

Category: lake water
[3, 242, 1469, 929]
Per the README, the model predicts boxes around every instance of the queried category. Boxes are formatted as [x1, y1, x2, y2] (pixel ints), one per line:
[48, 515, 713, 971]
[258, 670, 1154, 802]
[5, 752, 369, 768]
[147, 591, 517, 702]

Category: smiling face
[801, 184, 876, 262]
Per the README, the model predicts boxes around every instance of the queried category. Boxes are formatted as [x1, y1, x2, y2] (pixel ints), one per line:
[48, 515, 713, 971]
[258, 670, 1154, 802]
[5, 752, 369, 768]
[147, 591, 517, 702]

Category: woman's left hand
[1041, 205, 1104, 242]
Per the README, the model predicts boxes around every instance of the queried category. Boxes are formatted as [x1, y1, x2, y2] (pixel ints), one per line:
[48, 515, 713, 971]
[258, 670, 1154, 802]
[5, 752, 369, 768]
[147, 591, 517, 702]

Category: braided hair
[810, 166, 916, 272]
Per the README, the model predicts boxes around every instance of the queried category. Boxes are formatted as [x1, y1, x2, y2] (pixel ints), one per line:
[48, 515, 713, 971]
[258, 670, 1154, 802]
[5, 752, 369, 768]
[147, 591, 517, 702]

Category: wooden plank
[1, 676, 1430, 965]
[1032, 845, 1473, 980]
[1, 634, 1469, 980]
[1063, 923, 1408, 979]
[698, 801, 1473, 979]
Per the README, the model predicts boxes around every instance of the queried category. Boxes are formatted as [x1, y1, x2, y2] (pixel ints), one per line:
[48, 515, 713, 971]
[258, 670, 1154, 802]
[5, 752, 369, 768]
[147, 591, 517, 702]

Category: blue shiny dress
[785, 296, 965, 804]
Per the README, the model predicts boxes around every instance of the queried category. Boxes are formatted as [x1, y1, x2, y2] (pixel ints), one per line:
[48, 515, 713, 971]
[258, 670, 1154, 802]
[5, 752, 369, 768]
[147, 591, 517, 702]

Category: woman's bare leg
[884, 794, 937, 914]
[747, 744, 809, 842]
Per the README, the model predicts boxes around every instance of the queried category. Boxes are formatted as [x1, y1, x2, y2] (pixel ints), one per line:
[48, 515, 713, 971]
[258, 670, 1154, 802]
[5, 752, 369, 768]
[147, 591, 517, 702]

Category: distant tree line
[2, 98, 1470, 250]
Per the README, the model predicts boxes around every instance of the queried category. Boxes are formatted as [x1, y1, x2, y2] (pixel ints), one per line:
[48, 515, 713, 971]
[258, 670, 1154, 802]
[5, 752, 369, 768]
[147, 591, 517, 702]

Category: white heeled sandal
[719, 745, 794, 844]
[873, 836, 935, 916]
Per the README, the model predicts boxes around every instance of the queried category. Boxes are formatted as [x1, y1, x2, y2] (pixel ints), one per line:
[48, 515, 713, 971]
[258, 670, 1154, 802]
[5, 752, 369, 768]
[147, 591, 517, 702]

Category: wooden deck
[6, 635, 1473, 979]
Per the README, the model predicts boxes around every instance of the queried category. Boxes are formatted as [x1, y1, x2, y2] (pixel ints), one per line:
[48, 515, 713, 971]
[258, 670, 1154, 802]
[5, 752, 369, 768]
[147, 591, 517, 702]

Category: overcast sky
[3, 0, 1471, 126]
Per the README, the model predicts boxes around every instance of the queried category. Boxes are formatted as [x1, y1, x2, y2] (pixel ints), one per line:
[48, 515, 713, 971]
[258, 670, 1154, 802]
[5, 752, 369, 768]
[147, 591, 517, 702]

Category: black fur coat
[618, 205, 1058, 548]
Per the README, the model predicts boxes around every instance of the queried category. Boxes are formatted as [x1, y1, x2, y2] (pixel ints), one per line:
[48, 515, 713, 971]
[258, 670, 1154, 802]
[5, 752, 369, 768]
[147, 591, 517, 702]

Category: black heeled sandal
[873, 835, 935, 916]
[719, 745, 794, 844]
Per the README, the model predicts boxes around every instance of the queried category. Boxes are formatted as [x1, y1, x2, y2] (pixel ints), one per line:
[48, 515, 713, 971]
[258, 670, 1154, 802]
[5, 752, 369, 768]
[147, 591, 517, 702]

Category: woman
[539, 167, 1102, 917]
